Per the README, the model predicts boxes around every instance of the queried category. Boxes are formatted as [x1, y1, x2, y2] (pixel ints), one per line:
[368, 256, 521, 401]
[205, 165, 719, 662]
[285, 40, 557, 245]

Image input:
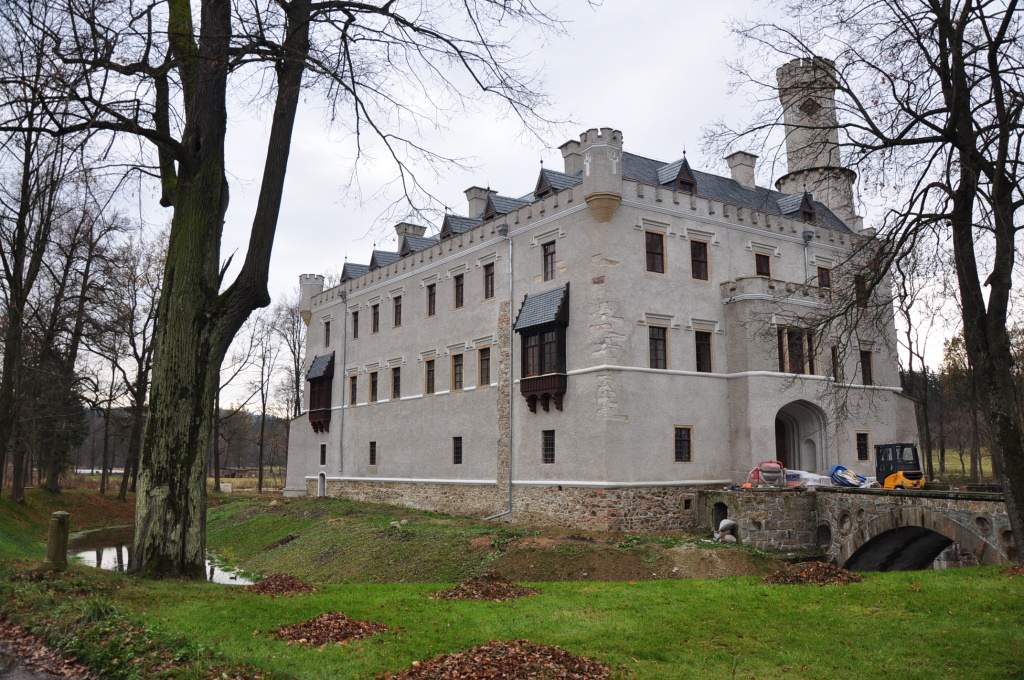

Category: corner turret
[298, 273, 325, 326]
[579, 127, 623, 223]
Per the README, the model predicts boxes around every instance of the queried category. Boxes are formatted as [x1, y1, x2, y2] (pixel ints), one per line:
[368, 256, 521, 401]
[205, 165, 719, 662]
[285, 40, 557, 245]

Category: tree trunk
[212, 389, 221, 493]
[100, 407, 111, 495]
[257, 410, 266, 494]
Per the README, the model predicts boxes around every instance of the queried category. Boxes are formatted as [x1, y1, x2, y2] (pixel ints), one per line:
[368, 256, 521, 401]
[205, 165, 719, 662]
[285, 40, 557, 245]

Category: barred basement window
[369, 441, 377, 466]
[674, 427, 692, 462]
[645, 231, 664, 273]
[483, 263, 495, 300]
[478, 347, 491, 385]
[453, 436, 463, 465]
[542, 430, 555, 464]
[856, 432, 870, 461]
[425, 359, 435, 395]
[649, 326, 667, 369]
[319, 443, 327, 466]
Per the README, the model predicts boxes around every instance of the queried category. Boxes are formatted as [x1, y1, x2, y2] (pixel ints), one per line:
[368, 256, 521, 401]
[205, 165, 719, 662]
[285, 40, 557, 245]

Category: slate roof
[443, 214, 482, 235]
[369, 249, 400, 269]
[624, 152, 852, 233]
[306, 353, 334, 380]
[539, 168, 581, 192]
[401, 234, 438, 253]
[340, 263, 368, 281]
[485, 194, 530, 218]
[514, 284, 570, 332]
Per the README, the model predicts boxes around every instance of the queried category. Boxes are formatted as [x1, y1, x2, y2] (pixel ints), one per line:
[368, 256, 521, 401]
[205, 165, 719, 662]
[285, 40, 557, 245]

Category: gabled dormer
[674, 157, 697, 194]
[439, 214, 482, 240]
[534, 171, 555, 200]
[368, 249, 399, 271]
[399, 234, 438, 256]
[799, 192, 816, 222]
[482, 194, 530, 221]
[339, 262, 369, 282]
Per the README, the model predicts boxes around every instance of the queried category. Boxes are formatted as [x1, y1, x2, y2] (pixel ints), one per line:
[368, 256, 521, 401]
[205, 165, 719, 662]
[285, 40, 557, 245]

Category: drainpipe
[337, 290, 348, 479]
[802, 230, 815, 284]
[485, 223, 514, 521]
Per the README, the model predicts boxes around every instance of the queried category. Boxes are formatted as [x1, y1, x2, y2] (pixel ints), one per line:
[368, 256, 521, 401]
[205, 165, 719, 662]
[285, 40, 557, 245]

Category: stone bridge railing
[698, 487, 1013, 570]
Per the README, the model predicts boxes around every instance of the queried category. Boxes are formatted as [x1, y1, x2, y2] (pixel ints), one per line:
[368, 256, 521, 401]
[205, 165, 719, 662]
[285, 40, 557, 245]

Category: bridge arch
[831, 505, 1010, 571]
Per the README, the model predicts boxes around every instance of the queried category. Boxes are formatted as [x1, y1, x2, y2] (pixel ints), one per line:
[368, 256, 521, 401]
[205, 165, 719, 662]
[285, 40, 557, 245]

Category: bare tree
[272, 289, 305, 420]
[246, 310, 280, 493]
[715, 0, 1024, 561]
[1, 0, 575, 576]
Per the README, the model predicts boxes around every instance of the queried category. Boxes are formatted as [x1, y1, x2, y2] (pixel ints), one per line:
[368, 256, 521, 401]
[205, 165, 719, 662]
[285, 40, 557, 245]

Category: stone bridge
[698, 487, 1014, 571]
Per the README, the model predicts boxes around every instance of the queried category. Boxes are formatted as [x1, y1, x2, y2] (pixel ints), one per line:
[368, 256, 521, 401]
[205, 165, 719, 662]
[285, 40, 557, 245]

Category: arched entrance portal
[774, 401, 827, 471]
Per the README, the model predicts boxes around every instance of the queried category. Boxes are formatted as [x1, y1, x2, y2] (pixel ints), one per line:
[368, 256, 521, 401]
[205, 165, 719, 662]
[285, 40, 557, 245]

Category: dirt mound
[763, 561, 863, 586]
[434, 571, 538, 602]
[247, 573, 318, 594]
[379, 639, 612, 679]
[1004, 564, 1024, 576]
[271, 613, 386, 646]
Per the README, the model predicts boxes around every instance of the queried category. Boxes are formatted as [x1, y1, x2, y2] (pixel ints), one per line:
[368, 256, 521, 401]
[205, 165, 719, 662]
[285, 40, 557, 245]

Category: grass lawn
[2, 490, 1021, 679]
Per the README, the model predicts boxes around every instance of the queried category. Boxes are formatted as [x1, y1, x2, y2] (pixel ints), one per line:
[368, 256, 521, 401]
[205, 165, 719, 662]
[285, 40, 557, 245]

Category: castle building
[283, 58, 917, 530]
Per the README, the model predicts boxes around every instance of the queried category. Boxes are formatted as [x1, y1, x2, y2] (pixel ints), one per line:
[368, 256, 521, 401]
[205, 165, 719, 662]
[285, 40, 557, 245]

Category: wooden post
[43, 511, 70, 571]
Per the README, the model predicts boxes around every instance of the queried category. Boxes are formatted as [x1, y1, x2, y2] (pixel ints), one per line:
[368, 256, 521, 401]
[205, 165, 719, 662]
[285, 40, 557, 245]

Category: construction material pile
[762, 561, 863, 586]
[247, 573, 318, 595]
[433, 571, 538, 602]
[271, 613, 387, 646]
[379, 639, 613, 679]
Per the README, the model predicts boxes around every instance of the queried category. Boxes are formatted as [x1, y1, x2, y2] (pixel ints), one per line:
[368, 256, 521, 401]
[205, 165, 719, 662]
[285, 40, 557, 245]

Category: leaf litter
[762, 561, 863, 586]
[270, 613, 387, 646]
[247, 573, 318, 594]
[378, 639, 614, 679]
[432, 570, 538, 602]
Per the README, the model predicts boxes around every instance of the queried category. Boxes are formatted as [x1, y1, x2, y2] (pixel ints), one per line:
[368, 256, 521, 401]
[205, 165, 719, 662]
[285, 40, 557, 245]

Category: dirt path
[0, 620, 95, 680]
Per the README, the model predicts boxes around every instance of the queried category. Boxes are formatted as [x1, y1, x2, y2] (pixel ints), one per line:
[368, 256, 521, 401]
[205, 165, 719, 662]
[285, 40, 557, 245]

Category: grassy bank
[0, 489, 135, 559]
[2, 491, 1022, 679]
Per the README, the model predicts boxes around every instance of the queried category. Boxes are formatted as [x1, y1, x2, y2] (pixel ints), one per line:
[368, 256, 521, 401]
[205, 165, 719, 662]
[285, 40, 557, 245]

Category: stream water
[69, 526, 254, 585]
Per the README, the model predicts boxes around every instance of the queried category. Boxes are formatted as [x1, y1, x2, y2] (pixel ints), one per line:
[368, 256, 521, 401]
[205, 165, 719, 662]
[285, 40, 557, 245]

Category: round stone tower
[775, 58, 861, 230]
[298, 273, 325, 326]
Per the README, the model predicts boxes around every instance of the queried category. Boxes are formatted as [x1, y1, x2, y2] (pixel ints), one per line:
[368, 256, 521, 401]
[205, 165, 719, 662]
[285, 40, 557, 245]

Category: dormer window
[802, 208, 815, 222]
[673, 157, 697, 195]
[799, 192, 816, 222]
[677, 179, 696, 194]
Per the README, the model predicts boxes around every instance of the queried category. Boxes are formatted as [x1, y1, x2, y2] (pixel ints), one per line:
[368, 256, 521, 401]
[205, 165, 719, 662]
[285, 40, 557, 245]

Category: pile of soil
[271, 613, 386, 646]
[762, 561, 863, 586]
[1003, 564, 1024, 577]
[433, 571, 538, 602]
[247, 574, 318, 595]
[379, 639, 612, 679]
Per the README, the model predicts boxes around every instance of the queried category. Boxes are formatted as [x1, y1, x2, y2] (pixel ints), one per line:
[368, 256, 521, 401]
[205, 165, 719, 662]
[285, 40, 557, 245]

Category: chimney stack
[559, 139, 583, 175]
[725, 151, 758, 188]
[394, 222, 427, 239]
[464, 186, 497, 219]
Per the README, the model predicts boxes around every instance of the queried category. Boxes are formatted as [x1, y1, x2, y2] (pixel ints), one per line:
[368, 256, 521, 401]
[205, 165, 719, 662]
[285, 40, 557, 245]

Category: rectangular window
[860, 350, 873, 386]
[831, 345, 842, 381]
[371, 304, 380, 333]
[541, 331, 557, 374]
[393, 296, 402, 327]
[695, 331, 713, 373]
[817, 266, 832, 289]
[454, 274, 464, 309]
[674, 427, 692, 462]
[478, 347, 491, 386]
[483, 263, 495, 300]
[425, 359, 435, 395]
[523, 330, 560, 377]
[855, 274, 869, 308]
[755, 252, 771, 277]
[645, 232, 665, 273]
[453, 436, 463, 465]
[426, 283, 437, 317]
[542, 430, 555, 464]
[649, 326, 667, 369]
[352, 311, 359, 339]
[524, 333, 540, 376]
[542, 241, 556, 281]
[391, 366, 401, 399]
[324, 320, 331, 347]
[319, 443, 327, 466]
[309, 377, 332, 411]
[369, 371, 378, 402]
[369, 441, 377, 466]
[451, 354, 464, 390]
[856, 432, 870, 461]
[349, 375, 358, 405]
[777, 328, 815, 375]
[690, 240, 709, 281]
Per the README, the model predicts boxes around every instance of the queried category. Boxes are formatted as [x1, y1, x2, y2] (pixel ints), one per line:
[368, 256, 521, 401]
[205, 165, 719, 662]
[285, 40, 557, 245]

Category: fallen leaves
[270, 613, 387, 646]
[433, 571, 538, 602]
[1003, 564, 1024, 577]
[762, 562, 863, 586]
[246, 574, 318, 595]
[0, 617, 97, 678]
[378, 639, 613, 679]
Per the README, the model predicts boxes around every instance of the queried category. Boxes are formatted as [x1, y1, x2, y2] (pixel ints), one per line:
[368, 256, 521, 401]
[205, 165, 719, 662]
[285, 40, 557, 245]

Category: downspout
[337, 290, 348, 479]
[485, 223, 514, 521]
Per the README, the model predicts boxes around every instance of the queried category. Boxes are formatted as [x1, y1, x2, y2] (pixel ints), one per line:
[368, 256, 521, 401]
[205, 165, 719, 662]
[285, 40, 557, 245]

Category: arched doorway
[317, 473, 326, 497]
[774, 401, 827, 471]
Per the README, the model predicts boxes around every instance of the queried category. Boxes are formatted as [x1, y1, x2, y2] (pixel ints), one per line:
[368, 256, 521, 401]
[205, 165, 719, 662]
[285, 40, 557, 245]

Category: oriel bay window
[777, 328, 816, 375]
[514, 284, 569, 413]
[306, 353, 334, 433]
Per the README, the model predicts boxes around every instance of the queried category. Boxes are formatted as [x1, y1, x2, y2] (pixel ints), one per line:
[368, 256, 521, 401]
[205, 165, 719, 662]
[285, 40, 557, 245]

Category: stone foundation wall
[698, 489, 819, 551]
[306, 479, 705, 531]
